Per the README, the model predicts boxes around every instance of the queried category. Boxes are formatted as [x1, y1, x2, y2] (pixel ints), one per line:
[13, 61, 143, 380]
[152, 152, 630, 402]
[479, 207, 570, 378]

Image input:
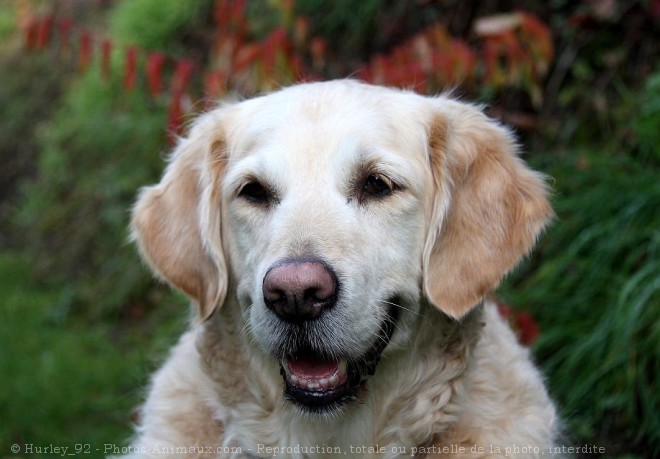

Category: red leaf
[24, 18, 38, 50]
[261, 28, 289, 78]
[146, 52, 167, 96]
[215, 0, 246, 31]
[214, 0, 231, 29]
[357, 65, 373, 84]
[233, 43, 261, 72]
[79, 30, 93, 72]
[203, 70, 225, 102]
[171, 59, 195, 95]
[231, 0, 247, 26]
[36, 15, 54, 49]
[515, 311, 540, 346]
[497, 303, 540, 346]
[519, 12, 554, 73]
[167, 93, 184, 146]
[497, 304, 512, 318]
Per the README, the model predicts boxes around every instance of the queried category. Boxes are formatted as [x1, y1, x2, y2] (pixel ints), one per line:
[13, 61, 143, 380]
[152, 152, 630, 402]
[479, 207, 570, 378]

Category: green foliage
[3, 1, 658, 456]
[0, 4, 17, 45]
[541, 0, 658, 147]
[0, 51, 70, 246]
[109, 0, 214, 54]
[633, 72, 660, 163]
[12, 0, 220, 318]
[295, 0, 389, 58]
[0, 253, 134, 452]
[14, 63, 168, 318]
[0, 253, 186, 457]
[501, 151, 660, 456]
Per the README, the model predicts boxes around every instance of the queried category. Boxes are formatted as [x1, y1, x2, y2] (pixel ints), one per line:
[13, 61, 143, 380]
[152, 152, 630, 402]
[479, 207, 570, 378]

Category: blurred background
[0, 0, 658, 457]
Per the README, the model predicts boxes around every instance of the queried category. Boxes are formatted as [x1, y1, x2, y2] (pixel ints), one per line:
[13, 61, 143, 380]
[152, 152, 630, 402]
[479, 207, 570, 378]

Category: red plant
[146, 52, 167, 96]
[209, 0, 311, 93]
[78, 29, 92, 72]
[261, 28, 291, 80]
[359, 24, 478, 93]
[519, 13, 553, 73]
[475, 12, 553, 106]
[21, 2, 555, 142]
[215, 0, 246, 31]
[204, 70, 226, 103]
[357, 11, 552, 102]
[166, 93, 184, 146]
[166, 59, 196, 143]
[171, 59, 195, 95]
[36, 15, 53, 49]
[23, 17, 38, 49]
[514, 310, 540, 346]
[483, 30, 525, 86]
[497, 303, 540, 346]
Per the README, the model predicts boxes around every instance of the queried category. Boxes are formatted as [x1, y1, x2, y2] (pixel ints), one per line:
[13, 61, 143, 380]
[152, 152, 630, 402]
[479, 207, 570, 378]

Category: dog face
[220, 85, 433, 411]
[132, 81, 552, 414]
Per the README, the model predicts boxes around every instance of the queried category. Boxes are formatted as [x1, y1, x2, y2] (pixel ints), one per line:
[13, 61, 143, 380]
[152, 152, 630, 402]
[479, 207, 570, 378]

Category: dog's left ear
[422, 98, 553, 319]
[131, 111, 229, 320]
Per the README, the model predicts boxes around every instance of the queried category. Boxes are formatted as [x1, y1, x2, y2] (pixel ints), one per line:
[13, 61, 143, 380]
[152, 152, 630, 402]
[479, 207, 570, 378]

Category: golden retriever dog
[127, 80, 558, 458]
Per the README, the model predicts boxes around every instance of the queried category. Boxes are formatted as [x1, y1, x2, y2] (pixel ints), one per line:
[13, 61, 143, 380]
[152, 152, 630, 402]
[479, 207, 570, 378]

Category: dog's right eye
[238, 181, 271, 204]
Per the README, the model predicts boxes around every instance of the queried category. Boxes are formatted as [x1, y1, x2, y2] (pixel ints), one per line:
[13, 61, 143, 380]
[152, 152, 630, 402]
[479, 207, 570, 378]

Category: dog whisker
[241, 322, 261, 353]
[379, 299, 423, 317]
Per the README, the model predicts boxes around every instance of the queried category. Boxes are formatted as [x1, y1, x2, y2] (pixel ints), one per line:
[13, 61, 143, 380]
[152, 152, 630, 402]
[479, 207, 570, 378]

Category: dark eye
[362, 173, 394, 199]
[238, 181, 271, 204]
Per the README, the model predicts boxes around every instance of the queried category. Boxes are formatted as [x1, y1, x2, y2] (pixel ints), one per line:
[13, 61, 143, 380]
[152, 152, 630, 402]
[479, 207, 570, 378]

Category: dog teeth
[282, 358, 349, 391]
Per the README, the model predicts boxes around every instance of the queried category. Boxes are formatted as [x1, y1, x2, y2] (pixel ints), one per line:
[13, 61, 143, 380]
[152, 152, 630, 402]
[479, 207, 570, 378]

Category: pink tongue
[287, 355, 339, 379]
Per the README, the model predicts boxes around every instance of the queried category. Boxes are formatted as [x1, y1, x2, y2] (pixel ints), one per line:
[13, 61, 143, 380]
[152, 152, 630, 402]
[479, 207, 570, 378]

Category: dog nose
[263, 259, 337, 322]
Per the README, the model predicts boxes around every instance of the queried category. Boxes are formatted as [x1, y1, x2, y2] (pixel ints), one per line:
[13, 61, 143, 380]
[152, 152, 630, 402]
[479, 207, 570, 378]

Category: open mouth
[278, 304, 400, 413]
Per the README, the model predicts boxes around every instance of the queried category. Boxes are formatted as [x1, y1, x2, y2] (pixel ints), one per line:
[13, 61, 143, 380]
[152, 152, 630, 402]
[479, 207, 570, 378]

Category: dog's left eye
[238, 181, 271, 204]
[362, 173, 394, 199]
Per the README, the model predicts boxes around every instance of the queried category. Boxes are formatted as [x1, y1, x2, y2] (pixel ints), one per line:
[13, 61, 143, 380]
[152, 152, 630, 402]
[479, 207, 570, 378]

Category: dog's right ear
[131, 111, 229, 320]
[422, 98, 553, 320]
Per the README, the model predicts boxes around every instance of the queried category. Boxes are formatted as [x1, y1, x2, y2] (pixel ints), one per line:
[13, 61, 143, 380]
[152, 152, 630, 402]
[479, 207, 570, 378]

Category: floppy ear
[423, 98, 553, 319]
[131, 111, 229, 320]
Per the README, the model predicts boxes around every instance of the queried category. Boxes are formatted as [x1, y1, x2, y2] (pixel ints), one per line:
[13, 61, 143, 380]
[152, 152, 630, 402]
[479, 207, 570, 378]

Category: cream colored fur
[126, 81, 558, 458]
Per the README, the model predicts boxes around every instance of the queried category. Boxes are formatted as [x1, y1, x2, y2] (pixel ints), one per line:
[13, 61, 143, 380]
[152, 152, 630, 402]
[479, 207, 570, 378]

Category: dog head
[132, 81, 552, 413]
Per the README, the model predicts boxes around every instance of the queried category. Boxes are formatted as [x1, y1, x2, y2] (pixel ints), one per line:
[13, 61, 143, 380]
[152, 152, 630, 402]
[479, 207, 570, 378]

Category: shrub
[501, 149, 660, 455]
[14, 66, 167, 318]
[0, 51, 70, 247]
[109, 0, 214, 55]
[633, 72, 660, 164]
[12, 0, 214, 318]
